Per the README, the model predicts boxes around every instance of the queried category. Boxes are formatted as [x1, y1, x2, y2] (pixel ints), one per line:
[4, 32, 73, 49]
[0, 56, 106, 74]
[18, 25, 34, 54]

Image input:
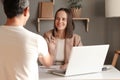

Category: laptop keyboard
[50, 69, 66, 74]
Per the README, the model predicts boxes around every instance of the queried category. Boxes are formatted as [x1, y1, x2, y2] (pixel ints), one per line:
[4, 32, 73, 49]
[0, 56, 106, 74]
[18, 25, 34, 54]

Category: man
[0, 0, 53, 80]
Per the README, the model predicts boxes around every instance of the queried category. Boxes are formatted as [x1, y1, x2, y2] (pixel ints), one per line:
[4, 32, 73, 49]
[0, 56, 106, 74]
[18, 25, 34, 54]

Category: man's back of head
[3, 0, 29, 18]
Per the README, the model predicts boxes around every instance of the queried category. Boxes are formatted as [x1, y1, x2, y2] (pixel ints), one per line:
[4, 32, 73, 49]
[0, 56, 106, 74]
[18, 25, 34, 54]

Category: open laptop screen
[49, 44, 110, 76]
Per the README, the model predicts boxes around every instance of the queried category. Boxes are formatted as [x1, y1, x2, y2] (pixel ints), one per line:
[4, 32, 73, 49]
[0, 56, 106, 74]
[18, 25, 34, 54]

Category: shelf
[37, 18, 90, 33]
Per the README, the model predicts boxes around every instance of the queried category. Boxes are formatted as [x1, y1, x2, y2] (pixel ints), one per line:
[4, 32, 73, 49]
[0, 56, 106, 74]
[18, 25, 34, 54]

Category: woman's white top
[55, 39, 65, 61]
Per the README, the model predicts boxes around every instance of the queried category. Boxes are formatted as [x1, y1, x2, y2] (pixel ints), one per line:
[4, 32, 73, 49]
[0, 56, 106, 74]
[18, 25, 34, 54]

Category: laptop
[50, 44, 109, 76]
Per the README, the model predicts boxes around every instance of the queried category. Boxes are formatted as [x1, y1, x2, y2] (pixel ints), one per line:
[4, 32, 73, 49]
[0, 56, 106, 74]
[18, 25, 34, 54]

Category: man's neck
[5, 17, 24, 27]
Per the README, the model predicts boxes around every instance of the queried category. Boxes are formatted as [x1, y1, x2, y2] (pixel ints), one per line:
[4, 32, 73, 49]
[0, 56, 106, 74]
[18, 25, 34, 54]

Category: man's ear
[23, 7, 29, 16]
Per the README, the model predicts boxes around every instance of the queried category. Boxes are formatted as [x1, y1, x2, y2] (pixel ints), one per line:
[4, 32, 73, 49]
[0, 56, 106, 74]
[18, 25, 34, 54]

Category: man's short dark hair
[3, 0, 29, 18]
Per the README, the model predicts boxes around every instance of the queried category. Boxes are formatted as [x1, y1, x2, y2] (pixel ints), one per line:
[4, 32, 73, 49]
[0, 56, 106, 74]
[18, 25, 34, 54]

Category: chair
[112, 50, 120, 66]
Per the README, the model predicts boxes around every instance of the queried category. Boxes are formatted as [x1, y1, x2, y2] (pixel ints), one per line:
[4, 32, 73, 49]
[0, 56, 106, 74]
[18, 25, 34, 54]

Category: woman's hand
[46, 36, 56, 54]
[60, 63, 68, 70]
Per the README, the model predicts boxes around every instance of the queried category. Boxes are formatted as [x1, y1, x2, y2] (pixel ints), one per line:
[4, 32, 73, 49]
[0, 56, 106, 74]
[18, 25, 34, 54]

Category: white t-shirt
[55, 39, 65, 61]
[0, 25, 48, 80]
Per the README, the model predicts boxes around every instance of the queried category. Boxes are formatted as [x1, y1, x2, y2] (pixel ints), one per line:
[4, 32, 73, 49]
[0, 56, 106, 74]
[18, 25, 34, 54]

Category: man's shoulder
[24, 28, 43, 39]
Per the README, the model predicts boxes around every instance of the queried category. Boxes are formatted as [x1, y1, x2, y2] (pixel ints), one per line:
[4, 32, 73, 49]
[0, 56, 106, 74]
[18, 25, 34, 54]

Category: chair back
[112, 50, 120, 66]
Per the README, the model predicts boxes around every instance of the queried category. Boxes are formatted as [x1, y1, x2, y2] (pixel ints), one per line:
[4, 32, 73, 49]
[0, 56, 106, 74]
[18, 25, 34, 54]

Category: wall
[0, 0, 120, 70]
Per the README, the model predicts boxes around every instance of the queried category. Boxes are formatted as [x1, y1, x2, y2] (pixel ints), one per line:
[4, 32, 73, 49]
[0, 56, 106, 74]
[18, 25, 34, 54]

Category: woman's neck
[56, 30, 65, 39]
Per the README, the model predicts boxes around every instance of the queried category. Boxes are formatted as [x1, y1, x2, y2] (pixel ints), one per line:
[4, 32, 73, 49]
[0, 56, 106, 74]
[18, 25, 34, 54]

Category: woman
[44, 8, 83, 70]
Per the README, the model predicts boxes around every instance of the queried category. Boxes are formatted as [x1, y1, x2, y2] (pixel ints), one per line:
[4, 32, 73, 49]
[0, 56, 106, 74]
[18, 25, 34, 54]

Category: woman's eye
[56, 17, 60, 20]
[62, 18, 66, 21]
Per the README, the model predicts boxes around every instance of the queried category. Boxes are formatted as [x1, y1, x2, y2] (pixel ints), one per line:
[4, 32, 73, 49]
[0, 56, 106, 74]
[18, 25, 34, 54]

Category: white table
[39, 65, 120, 80]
